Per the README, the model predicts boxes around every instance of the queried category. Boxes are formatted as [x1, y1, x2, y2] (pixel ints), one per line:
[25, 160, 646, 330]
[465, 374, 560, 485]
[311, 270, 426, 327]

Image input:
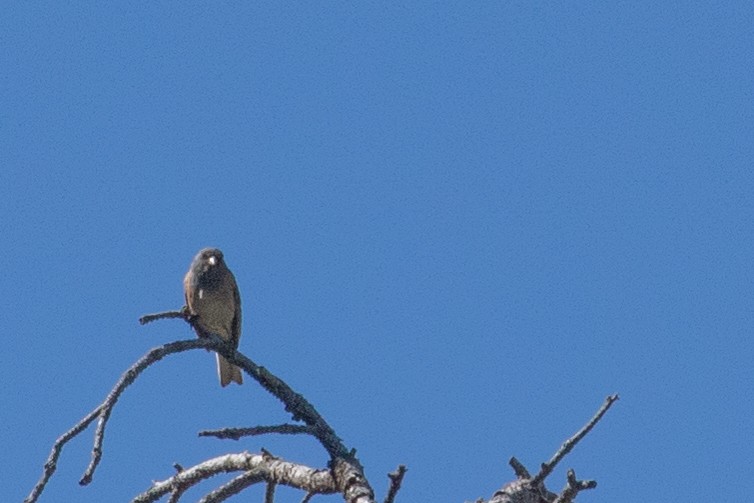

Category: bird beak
[208, 256, 217, 266]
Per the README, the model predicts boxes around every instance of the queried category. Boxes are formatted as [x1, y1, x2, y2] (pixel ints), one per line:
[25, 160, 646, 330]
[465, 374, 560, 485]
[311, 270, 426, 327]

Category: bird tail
[216, 354, 243, 387]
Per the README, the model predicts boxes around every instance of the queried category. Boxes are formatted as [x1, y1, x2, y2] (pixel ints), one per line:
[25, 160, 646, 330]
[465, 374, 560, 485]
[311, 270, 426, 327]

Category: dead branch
[265, 480, 277, 503]
[26, 307, 377, 503]
[384, 465, 407, 503]
[531, 394, 619, 486]
[131, 452, 336, 503]
[199, 424, 316, 440]
[139, 309, 188, 325]
[487, 394, 618, 503]
[23, 405, 103, 503]
[551, 469, 597, 503]
[25, 338, 215, 503]
[27, 306, 617, 503]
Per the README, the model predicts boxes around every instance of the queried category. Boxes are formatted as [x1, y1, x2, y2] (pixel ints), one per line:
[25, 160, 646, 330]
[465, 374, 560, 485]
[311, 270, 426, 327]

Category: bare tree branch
[26, 339, 215, 502]
[488, 394, 619, 503]
[27, 307, 376, 503]
[330, 456, 375, 503]
[28, 306, 617, 503]
[265, 481, 277, 503]
[531, 394, 619, 486]
[167, 487, 185, 503]
[508, 457, 531, 479]
[24, 405, 103, 503]
[147, 311, 378, 502]
[383, 465, 407, 503]
[132, 452, 336, 503]
[139, 309, 188, 325]
[143, 309, 353, 460]
[199, 469, 266, 503]
[199, 424, 316, 440]
[551, 469, 597, 503]
[79, 339, 218, 486]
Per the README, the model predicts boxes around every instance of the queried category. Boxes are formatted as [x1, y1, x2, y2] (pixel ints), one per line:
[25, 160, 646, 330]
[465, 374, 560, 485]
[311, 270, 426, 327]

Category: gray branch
[24, 405, 103, 503]
[132, 452, 336, 503]
[487, 394, 619, 503]
[551, 469, 597, 503]
[199, 424, 316, 440]
[384, 465, 407, 503]
[26, 339, 216, 502]
[531, 394, 619, 486]
[26, 308, 376, 503]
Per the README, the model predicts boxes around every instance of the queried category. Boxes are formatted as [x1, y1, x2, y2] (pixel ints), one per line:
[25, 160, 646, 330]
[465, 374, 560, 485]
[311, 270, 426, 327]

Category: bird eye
[208, 256, 217, 265]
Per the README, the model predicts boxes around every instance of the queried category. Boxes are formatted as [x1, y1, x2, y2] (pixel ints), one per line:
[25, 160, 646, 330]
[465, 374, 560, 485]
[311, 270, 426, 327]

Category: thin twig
[139, 309, 188, 325]
[199, 424, 316, 440]
[383, 465, 407, 503]
[24, 405, 103, 503]
[198, 469, 266, 503]
[551, 469, 597, 503]
[26, 338, 221, 502]
[80, 339, 219, 485]
[531, 394, 619, 486]
[508, 457, 530, 479]
[265, 481, 277, 503]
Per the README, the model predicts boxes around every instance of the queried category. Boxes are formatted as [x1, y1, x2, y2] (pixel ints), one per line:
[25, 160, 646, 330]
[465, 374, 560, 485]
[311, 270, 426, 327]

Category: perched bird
[183, 248, 243, 386]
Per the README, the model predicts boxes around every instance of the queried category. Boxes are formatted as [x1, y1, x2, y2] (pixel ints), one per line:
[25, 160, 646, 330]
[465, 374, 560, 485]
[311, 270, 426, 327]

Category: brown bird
[183, 248, 243, 386]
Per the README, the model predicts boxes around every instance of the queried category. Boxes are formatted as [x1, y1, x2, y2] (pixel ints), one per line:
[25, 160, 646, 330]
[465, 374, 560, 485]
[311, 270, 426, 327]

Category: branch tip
[532, 393, 619, 485]
[552, 469, 597, 503]
[138, 309, 188, 326]
[508, 457, 531, 479]
[383, 464, 407, 503]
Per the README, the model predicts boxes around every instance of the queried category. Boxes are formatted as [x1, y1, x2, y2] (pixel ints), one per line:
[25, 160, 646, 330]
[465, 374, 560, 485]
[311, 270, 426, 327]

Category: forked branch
[26, 308, 377, 503]
[487, 394, 619, 503]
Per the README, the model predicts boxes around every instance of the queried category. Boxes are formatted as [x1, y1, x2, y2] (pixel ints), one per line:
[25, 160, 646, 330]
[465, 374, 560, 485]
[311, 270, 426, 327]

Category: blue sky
[3, 3, 753, 502]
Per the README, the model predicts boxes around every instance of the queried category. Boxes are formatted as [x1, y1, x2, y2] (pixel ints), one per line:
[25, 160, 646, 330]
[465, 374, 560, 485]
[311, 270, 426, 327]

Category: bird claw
[181, 305, 200, 324]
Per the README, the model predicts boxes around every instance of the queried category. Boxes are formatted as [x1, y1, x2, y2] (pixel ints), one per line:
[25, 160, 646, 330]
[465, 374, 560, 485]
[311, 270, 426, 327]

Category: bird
[183, 247, 243, 387]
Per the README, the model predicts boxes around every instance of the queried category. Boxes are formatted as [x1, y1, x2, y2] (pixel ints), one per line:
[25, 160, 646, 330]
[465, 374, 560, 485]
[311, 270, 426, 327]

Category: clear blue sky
[3, 3, 753, 502]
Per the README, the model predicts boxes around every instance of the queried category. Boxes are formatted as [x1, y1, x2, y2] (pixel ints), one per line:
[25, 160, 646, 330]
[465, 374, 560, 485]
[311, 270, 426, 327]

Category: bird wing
[183, 269, 194, 312]
[231, 275, 242, 348]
